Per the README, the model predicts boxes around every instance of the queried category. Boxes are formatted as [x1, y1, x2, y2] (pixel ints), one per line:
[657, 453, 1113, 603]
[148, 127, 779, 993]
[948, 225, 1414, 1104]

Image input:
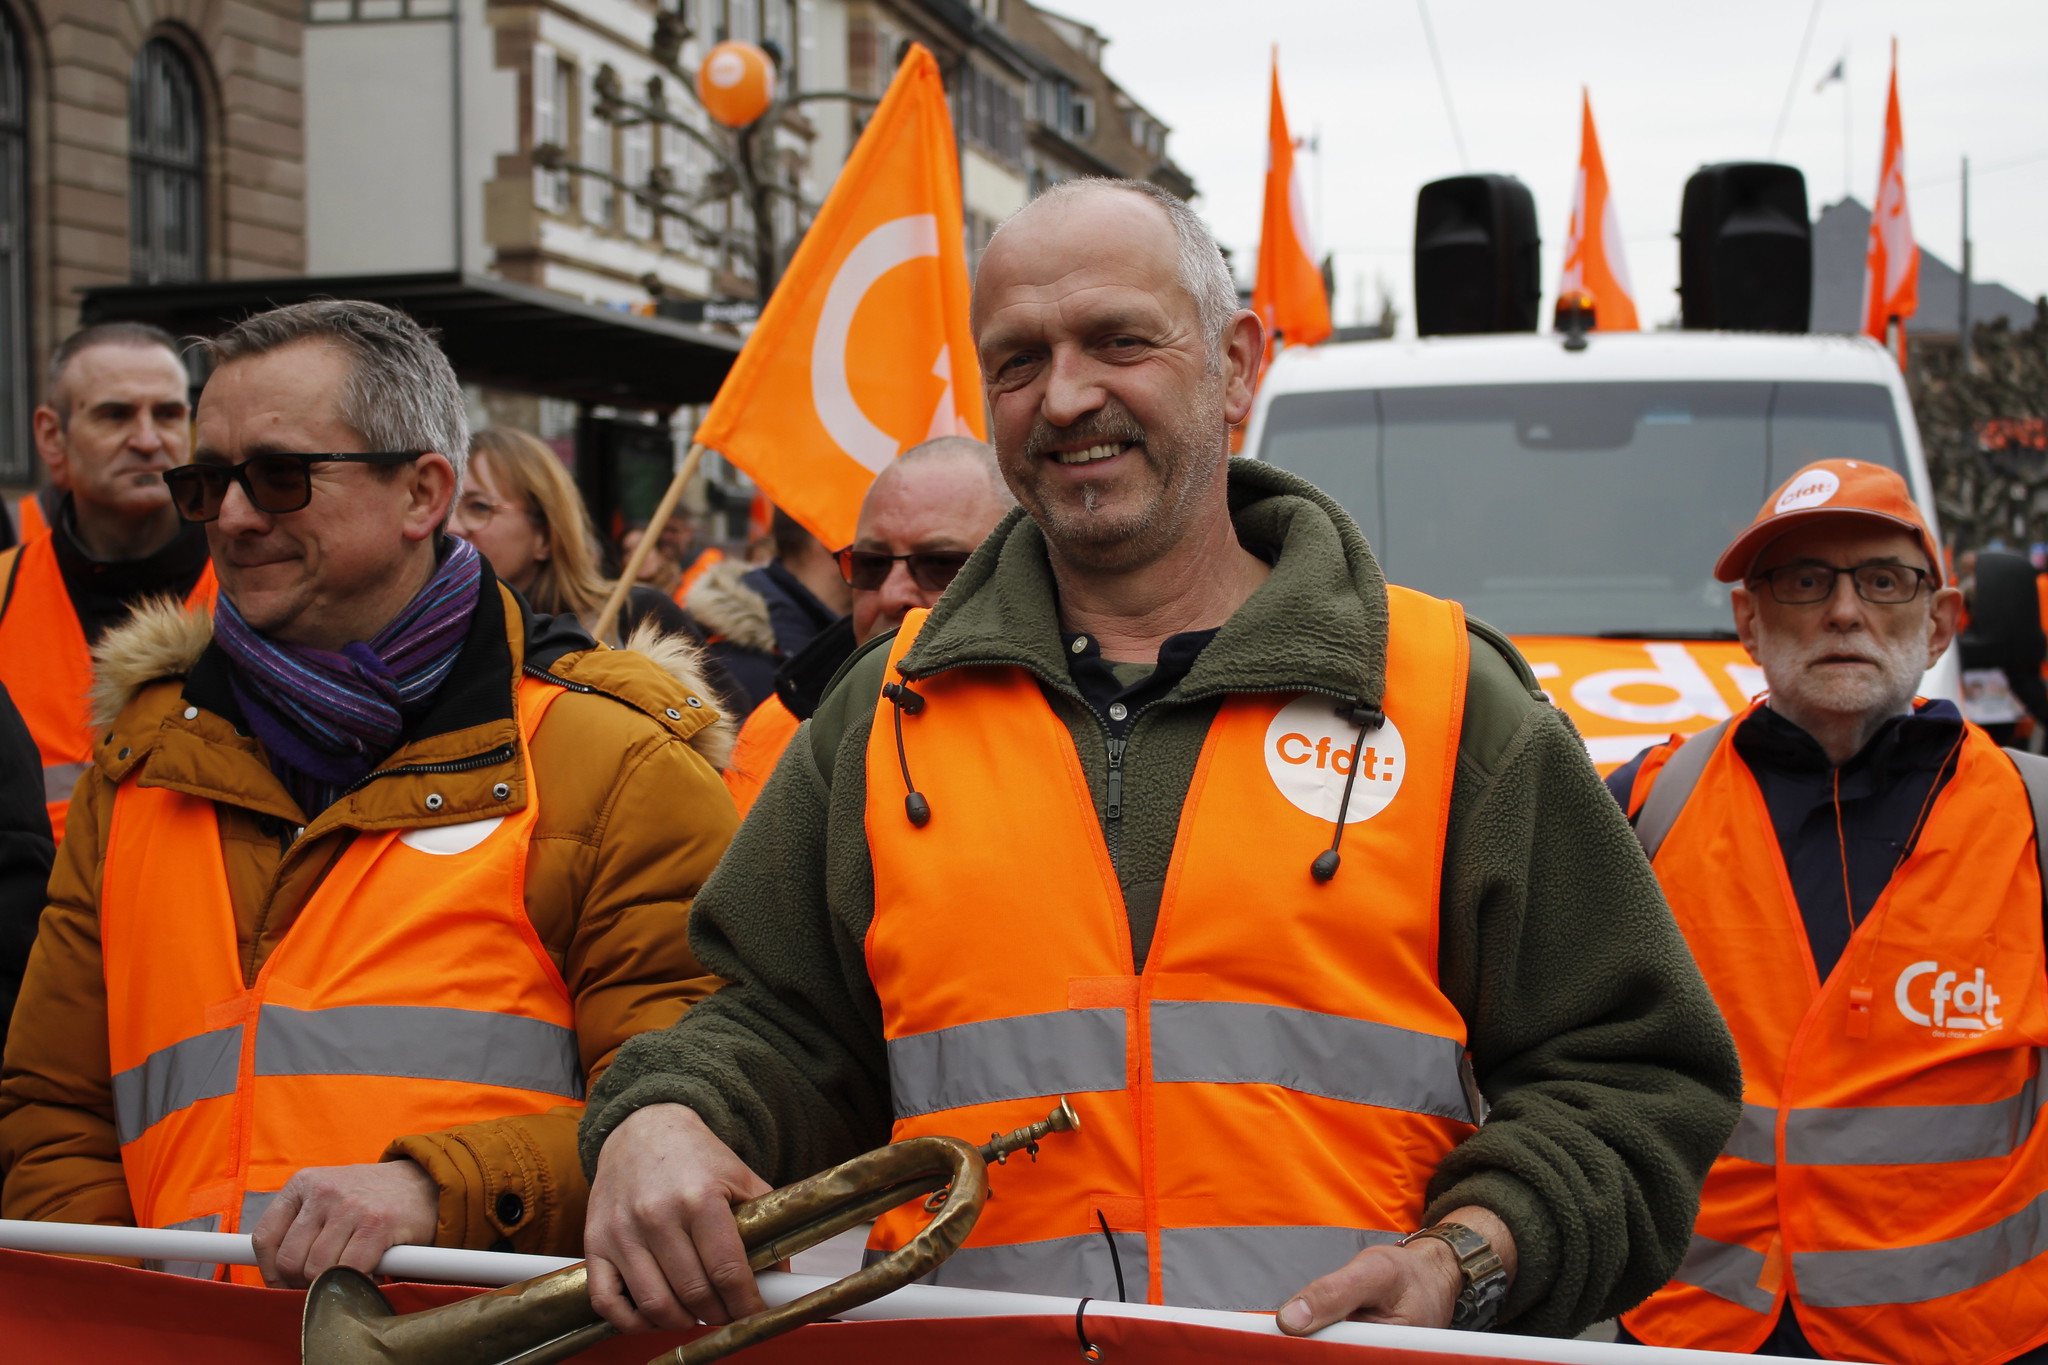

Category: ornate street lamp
[535, 17, 877, 301]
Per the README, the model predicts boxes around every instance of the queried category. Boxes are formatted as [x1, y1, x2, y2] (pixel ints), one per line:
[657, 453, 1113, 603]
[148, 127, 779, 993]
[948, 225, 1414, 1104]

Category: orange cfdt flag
[1555, 88, 1640, 331]
[691, 44, 984, 551]
[1861, 39, 1918, 369]
[1252, 51, 1331, 355]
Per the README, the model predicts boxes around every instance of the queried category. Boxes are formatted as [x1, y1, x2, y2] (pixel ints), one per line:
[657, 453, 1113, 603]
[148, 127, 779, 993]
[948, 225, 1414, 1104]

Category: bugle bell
[302, 1099, 1080, 1365]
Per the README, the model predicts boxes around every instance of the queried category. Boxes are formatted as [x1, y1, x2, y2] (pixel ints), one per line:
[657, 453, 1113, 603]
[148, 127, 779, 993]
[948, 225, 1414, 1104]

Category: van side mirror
[1959, 551, 2046, 673]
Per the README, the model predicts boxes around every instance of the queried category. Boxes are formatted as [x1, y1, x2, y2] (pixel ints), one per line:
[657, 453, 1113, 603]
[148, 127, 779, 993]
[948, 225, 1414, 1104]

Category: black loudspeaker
[1961, 551, 2047, 674]
[1679, 163, 1812, 332]
[1414, 174, 1541, 336]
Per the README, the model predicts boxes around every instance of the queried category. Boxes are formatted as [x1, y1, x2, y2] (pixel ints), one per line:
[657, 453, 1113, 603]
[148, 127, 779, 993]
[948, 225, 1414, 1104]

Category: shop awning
[78, 271, 742, 411]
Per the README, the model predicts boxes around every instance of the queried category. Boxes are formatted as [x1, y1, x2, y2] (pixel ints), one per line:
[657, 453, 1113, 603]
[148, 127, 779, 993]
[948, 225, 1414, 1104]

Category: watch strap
[1397, 1221, 1508, 1331]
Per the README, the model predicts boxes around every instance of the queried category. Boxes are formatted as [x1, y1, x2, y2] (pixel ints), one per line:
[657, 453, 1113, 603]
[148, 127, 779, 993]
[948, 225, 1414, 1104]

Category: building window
[961, 63, 1022, 165]
[580, 69, 614, 228]
[130, 38, 206, 284]
[622, 123, 653, 240]
[533, 47, 571, 212]
[1069, 94, 1094, 141]
[306, 0, 451, 20]
[0, 8, 28, 481]
[762, 0, 797, 92]
[727, 0, 758, 45]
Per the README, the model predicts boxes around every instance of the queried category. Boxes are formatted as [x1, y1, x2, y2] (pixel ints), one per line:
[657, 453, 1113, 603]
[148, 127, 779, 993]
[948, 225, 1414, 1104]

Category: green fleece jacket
[584, 461, 1740, 1336]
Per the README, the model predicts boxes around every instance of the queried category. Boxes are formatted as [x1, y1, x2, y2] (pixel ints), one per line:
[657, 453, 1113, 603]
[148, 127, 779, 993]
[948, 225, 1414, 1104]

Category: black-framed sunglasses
[1749, 562, 1932, 606]
[833, 546, 973, 593]
[164, 452, 424, 523]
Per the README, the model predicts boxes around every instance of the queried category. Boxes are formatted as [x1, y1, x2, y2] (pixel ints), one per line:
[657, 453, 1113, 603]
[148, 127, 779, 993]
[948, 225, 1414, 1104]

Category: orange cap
[1714, 459, 1941, 585]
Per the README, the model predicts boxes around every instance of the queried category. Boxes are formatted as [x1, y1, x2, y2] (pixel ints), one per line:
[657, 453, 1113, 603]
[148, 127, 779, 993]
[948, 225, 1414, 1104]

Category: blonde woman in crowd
[452, 427, 710, 651]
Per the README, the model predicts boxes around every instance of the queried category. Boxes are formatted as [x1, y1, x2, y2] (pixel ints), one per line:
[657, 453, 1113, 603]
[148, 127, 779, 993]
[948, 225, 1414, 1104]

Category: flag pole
[595, 441, 709, 645]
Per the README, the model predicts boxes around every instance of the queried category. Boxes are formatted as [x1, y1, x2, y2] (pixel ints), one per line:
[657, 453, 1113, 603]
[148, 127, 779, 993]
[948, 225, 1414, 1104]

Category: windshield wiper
[1594, 629, 1740, 641]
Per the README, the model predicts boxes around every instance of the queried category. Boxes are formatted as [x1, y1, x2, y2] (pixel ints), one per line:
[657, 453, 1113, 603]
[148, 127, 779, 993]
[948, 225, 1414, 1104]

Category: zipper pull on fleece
[1106, 737, 1126, 821]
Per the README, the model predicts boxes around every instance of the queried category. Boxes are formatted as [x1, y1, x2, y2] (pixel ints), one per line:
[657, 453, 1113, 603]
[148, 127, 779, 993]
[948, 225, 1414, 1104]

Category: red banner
[0, 1248, 1519, 1364]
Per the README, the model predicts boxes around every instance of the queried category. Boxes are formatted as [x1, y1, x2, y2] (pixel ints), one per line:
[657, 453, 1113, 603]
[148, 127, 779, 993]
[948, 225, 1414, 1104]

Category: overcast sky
[1055, 0, 2048, 334]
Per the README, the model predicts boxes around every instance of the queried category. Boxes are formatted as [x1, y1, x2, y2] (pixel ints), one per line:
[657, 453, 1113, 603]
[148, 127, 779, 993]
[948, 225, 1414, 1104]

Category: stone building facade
[1, 0, 305, 487]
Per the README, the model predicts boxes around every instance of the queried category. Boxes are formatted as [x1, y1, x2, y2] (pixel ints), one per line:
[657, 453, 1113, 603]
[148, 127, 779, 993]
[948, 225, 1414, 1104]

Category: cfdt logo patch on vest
[1895, 959, 2005, 1036]
[1775, 468, 1842, 514]
[1264, 694, 1404, 824]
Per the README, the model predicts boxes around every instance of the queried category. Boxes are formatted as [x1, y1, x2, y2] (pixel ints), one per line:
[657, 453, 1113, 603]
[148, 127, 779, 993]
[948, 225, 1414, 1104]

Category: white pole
[3, 1220, 1810, 1363]
[0, 1218, 576, 1286]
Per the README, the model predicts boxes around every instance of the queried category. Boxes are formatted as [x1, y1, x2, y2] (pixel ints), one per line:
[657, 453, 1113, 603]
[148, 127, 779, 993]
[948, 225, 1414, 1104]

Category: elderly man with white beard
[1610, 459, 2048, 1365]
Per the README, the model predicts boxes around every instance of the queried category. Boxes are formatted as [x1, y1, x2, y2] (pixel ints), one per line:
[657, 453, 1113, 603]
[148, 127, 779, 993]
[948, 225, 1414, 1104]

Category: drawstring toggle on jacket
[1311, 702, 1385, 883]
[884, 680, 931, 826]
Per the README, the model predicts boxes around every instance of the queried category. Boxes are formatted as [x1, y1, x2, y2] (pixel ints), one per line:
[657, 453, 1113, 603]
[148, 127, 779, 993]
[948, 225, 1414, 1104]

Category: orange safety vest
[723, 691, 801, 817]
[100, 676, 583, 1283]
[675, 546, 726, 606]
[0, 533, 217, 837]
[14, 490, 48, 542]
[861, 590, 1478, 1310]
[1623, 705, 2048, 1364]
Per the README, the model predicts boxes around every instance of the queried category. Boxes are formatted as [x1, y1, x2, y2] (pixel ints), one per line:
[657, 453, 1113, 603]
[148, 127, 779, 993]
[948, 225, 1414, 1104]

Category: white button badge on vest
[1264, 693, 1406, 823]
[399, 816, 508, 856]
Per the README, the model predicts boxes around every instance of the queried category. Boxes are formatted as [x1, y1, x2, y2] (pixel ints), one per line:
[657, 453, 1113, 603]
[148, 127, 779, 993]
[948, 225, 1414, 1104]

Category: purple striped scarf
[213, 537, 484, 814]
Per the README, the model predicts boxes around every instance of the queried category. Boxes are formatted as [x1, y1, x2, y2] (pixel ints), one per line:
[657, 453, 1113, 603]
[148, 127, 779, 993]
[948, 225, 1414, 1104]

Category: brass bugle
[301, 1098, 1080, 1365]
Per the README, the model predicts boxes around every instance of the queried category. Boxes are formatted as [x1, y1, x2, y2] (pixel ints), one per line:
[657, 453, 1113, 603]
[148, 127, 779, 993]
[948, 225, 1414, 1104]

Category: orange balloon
[698, 41, 776, 127]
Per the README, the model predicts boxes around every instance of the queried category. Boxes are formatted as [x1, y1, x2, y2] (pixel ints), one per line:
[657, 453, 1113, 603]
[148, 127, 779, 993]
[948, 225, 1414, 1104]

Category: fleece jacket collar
[897, 460, 1390, 710]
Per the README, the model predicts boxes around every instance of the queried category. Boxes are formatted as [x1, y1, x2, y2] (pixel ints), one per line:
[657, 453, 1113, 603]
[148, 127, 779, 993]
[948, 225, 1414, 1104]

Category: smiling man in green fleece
[576, 177, 1740, 1340]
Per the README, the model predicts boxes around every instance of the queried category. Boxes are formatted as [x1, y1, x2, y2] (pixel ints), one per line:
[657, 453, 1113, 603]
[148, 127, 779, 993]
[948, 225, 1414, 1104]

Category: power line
[1913, 149, 2048, 190]
[1769, 0, 1825, 159]
[1414, 0, 1470, 170]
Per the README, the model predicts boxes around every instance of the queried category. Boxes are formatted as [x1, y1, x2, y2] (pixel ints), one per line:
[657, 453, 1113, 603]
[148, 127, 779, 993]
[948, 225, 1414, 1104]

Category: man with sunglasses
[0, 299, 738, 1291]
[582, 178, 1740, 1339]
[1611, 460, 2048, 1365]
[0, 323, 214, 839]
[724, 437, 1012, 815]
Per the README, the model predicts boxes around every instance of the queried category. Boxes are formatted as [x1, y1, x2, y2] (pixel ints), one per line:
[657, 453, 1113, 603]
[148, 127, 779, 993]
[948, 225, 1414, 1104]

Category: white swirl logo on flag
[811, 214, 967, 473]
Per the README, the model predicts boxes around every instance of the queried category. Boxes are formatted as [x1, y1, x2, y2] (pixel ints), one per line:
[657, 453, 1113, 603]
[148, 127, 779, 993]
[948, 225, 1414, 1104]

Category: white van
[1242, 329, 1957, 771]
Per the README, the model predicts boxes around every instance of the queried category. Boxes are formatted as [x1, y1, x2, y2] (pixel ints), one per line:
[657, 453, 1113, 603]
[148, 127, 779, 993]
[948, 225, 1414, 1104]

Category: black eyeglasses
[1750, 562, 1932, 605]
[164, 452, 424, 522]
[833, 546, 973, 593]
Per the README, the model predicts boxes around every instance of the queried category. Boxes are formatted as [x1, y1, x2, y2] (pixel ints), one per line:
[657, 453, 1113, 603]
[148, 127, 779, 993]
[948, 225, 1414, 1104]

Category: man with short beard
[1611, 460, 2048, 1365]
[0, 323, 216, 839]
[581, 177, 1739, 1339]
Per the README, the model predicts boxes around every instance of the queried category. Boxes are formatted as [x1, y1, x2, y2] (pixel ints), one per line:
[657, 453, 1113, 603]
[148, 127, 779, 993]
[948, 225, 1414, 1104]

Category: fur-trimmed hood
[684, 559, 777, 655]
[90, 590, 735, 770]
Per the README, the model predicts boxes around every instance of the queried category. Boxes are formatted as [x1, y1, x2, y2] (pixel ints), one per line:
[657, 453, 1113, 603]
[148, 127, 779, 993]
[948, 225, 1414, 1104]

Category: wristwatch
[1397, 1221, 1508, 1331]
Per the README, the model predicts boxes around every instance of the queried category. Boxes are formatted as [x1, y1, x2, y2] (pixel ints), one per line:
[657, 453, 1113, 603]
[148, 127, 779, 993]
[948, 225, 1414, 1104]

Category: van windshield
[1256, 381, 1906, 637]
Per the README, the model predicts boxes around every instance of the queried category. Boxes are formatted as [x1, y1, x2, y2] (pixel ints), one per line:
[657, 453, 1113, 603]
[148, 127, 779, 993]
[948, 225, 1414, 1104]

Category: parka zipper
[339, 743, 517, 797]
[334, 664, 592, 799]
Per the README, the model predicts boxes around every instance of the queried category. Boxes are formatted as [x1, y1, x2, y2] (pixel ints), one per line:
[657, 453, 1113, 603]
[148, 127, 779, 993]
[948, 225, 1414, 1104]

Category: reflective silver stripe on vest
[1785, 1079, 2043, 1167]
[240, 1189, 280, 1232]
[868, 1231, 1148, 1300]
[253, 1004, 584, 1100]
[1150, 1000, 1475, 1123]
[1729, 1058, 2046, 1168]
[112, 1025, 244, 1145]
[888, 1009, 1126, 1119]
[1160, 1225, 1402, 1310]
[1723, 1103, 1777, 1165]
[1670, 1232, 1776, 1314]
[146, 1213, 222, 1278]
[43, 761, 89, 806]
[1794, 1189, 2048, 1309]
